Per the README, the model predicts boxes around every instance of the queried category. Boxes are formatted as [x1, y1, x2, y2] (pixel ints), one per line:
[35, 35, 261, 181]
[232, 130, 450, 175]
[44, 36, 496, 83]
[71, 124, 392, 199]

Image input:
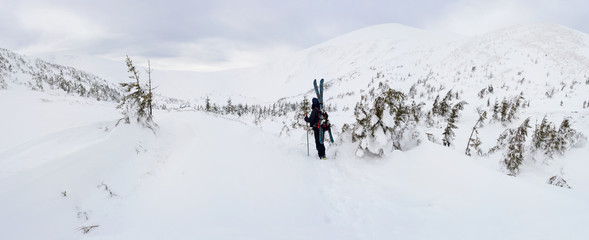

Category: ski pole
[306, 126, 309, 156]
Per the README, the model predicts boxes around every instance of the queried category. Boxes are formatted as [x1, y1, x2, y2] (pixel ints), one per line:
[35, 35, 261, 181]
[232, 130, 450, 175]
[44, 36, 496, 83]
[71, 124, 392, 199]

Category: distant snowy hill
[18, 23, 588, 109]
[195, 23, 589, 107]
[153, 23, 462, 103]
[143, 23, 589, 123]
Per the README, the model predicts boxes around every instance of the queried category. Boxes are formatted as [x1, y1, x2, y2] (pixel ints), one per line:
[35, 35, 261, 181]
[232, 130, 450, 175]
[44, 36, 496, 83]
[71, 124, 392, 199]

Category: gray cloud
[1, 0, 587, 71]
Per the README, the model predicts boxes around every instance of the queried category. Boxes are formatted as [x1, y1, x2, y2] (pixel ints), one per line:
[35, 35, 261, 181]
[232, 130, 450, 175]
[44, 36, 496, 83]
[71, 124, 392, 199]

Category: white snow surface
[2, 23, 589, 239]
[1, 90, 589, 239]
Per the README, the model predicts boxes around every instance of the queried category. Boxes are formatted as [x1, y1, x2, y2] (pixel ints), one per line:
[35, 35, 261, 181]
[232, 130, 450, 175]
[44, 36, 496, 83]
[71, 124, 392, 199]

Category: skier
[304, 98, 326, 159]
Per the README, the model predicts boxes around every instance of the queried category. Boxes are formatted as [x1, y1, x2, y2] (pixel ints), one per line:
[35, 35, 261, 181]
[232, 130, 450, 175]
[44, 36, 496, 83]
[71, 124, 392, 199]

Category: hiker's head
[312, 98, 319, 107]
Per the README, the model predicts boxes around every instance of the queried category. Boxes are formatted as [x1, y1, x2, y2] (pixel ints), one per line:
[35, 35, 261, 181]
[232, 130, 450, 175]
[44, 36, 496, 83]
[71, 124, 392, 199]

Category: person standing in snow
[304, 98, 326, 159]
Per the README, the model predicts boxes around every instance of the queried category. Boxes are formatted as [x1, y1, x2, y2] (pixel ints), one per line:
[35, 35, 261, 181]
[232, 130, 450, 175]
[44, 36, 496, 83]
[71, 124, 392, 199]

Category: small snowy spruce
[442, 101, 467, 147]
[491, 93, 525, 125]
[438, 90, 453, 117]
[353, 83, 423, 157]
[547, 175, 572, 189]
[116, 56, 155, 128]
[503, 118, 531, 176]
[532, 117, 586, 158]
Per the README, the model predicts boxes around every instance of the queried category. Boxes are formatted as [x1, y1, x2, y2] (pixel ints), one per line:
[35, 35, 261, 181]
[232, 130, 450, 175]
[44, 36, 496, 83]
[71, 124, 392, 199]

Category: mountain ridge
[155, 23, 589, 107]
[2, 23, 589, 110]
[0, 48, 122, 102]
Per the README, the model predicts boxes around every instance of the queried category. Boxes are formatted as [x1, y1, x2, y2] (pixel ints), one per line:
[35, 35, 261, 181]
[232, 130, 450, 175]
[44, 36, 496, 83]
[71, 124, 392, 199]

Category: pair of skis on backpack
[313, 79, 335, 144]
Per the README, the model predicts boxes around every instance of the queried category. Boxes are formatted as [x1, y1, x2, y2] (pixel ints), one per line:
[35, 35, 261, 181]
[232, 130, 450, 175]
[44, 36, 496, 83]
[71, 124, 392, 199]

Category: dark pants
[313, 128, 326, 158]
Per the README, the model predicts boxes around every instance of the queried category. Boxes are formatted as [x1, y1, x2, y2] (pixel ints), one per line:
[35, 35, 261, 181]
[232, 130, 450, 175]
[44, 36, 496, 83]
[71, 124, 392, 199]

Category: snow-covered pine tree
[507, 100, 518, 122]
[353, 83, 422, 156]
[532, 118, 542, 148]
[500, 98, 510, 123]
[441, 122, 455, 147]
[235, 103, 244, 116]
[492, 100, 500, 121]
[478, 88, 486, 99]
[0, 77, 6, 89]
[515, 92, 524, 108]
[409, 101, 424, 123]
[438, 90, 453, 117]
[556, 118, 582, 154]
[507, 92, 525, 122]
[425, 111, 434, 127]
[205, 96, 211, 112]
[532, 116, 552, 152]
[391, 99, 422, 151]
[503, 118, 531, 176]
[547, 175, 572, 189]
[225, 98, 234, 115]
[408, 84, 417, 98]
[116, 56, 154, 128]
[530, 116, 580, 158]
[442, 101, 467, 147]
[431, 95, 440, 115]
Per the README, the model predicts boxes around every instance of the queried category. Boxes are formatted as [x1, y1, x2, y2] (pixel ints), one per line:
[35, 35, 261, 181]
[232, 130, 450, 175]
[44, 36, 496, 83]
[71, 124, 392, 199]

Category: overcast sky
[1, 0, 587, 72]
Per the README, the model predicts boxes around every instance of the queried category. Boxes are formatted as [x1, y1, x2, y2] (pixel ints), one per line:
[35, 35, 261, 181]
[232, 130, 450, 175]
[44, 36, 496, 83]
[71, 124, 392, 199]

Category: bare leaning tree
[146, 60, 154, 117]
[465, 110, 487, 156]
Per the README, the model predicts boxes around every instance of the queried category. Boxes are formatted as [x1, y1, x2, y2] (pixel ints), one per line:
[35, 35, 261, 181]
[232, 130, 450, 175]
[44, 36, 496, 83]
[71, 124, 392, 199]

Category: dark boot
[313, 128, 326, 159]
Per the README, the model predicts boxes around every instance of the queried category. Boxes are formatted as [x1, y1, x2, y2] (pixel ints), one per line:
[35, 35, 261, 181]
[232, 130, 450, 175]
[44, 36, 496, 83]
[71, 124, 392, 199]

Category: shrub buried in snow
[352, 83, 423, 156]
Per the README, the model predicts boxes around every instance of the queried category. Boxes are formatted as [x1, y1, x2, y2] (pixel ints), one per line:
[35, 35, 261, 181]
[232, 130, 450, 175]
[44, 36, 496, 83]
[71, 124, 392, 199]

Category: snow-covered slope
[1, 91, 588, 239]
[153, 23, 463, 103]
[0, 48, 122, 101]
[151, 23, 589, 113]
[2, 23, 589, 239]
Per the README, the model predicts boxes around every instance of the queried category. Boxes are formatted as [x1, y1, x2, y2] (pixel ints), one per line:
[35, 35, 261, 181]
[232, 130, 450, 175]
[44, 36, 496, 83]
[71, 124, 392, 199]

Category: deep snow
[2, 23, 589, 239]
[1, 91, 589, 239]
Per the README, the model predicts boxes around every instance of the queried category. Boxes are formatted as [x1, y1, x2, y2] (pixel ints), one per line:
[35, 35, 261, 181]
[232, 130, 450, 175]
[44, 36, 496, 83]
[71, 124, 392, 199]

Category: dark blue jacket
[305, 98, 321, 129]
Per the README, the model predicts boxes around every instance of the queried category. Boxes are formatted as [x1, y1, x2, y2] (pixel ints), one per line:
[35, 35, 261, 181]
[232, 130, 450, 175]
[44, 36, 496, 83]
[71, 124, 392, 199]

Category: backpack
[315, 107, 331, 131]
